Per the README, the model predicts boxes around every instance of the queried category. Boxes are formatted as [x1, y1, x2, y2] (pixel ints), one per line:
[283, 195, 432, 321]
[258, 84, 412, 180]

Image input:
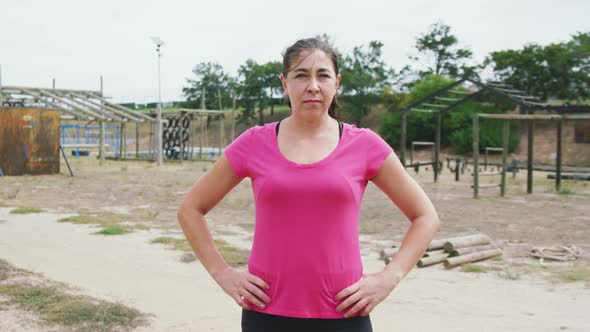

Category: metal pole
[99, 76, 105, 165]
[156, 44, 163, 166]
[52, 78, 55, 108]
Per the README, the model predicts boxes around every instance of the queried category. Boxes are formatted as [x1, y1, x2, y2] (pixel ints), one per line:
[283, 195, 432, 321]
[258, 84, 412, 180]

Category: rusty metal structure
[0, 83, 156, 171]
[0, 107, 61, 175]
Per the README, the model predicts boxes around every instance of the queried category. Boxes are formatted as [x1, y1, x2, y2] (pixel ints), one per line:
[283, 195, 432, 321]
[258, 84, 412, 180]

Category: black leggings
[241, 309, 373, 332]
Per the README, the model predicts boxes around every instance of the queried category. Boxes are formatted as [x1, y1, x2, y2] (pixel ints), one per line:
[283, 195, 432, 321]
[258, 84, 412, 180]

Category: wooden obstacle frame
[472, 113, 590, 198]
[398, 76, 590, 184]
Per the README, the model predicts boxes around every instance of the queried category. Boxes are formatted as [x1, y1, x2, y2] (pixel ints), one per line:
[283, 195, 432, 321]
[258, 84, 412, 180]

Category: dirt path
[1, 208, 588, 332]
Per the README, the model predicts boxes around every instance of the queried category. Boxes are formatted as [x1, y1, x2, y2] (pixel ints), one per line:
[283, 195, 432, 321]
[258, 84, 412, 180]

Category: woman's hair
[282, 37, 340, 119]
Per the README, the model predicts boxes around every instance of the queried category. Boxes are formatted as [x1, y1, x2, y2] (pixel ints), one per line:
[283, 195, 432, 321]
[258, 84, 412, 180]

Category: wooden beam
[478, 114, 562, 120]
[501, 120, 509, 197]
[400, 112, 407, 166]
[473, 115, 480, 198]
[527, 122, 534, 194]
[556, 119, 562, 192]
[435, 111, 441, 183]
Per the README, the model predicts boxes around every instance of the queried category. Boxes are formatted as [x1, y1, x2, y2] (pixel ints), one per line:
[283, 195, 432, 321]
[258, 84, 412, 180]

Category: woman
[178, 37, 440, 332]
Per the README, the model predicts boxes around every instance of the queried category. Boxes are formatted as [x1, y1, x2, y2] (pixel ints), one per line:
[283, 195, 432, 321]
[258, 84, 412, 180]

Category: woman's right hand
[212, 266, 271, 310]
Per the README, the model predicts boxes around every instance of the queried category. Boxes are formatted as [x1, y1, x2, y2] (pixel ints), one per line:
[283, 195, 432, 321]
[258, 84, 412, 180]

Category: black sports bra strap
[276, 120, 343, 139]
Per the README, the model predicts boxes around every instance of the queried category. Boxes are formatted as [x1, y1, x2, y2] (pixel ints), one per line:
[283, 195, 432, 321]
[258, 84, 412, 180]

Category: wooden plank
[472, 172, 501, 176]
[470, 183, 500, 188]
[434, 96, 459, 102]
[478, 114, 562, 120]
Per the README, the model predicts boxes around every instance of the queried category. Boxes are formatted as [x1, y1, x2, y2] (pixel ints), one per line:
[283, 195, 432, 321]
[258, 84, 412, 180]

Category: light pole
[151, 36, 164, 166]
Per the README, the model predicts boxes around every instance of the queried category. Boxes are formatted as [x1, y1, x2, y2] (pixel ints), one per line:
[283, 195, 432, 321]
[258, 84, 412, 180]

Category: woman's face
[280, 49, 341, 118]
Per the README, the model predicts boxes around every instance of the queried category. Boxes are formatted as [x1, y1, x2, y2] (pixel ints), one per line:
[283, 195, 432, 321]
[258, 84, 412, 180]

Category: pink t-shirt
[224, 121, 393, 319]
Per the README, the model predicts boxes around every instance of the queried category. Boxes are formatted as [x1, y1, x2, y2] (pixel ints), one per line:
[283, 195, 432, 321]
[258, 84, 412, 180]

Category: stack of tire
[163, 115, 190, 160]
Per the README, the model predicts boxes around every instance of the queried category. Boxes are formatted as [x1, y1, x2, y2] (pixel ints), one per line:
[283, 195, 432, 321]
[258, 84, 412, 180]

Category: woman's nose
[307, 78, 320, 93]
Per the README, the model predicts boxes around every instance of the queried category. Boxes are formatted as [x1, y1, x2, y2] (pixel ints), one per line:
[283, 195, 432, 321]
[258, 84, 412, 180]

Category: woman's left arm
[335, 151, 440, 317]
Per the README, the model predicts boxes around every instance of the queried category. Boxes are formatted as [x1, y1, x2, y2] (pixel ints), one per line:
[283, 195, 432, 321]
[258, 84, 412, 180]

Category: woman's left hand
[335, 269, 402, 317]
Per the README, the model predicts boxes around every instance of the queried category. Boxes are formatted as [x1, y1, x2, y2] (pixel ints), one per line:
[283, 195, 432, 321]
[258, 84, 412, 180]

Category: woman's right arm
[177, 155, 271, 310]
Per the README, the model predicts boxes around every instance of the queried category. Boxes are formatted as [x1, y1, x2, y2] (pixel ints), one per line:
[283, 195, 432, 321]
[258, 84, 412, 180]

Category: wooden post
[149, 121, 154, 159]
[219, 112, 223, 158]
[501, 120, 509, 197]
[119, 123, 125, 160]
[556, 118, 562, 192]
[135, 122, 139, 159]
[442, 234, 492, 251]
[448, 244, 498, 257]
[199, 115, 204, 159]
[400, 112, 407, 166]
[473, 114, 479, 198]
[418, 254, 450, 268]
[444, 249, 502, 269]
[231, 92, 236, 142]
[434, 111, 441, 182]
[527, 121, 534, 194]
[99, 121, 105, 165]
[189, 114, 194, 160]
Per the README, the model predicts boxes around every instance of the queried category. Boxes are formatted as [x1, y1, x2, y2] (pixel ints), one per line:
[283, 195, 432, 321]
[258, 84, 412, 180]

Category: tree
[261, 61, 282, 116]
[409, 22, 477, 80]
[485, 32, 590, 101]
[183, 62, 232, 110]
[340, 41, 394, 126]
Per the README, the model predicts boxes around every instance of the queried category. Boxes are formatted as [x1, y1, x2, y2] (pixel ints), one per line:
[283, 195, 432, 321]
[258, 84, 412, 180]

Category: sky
[1, 0, 588, 104]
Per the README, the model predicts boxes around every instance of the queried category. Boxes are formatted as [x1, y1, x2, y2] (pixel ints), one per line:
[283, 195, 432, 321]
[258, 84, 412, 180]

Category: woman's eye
[295, 74, 307, 78]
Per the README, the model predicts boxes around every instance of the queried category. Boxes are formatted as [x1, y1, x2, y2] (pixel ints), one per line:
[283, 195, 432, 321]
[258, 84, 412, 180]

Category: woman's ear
[335, 74, 342, 90]
[280, 73, 288, 96]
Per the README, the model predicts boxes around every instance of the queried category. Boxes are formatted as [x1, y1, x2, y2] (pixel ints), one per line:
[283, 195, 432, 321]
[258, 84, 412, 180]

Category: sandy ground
[1, 208, 589, 332]
[1, 156, 589, 331]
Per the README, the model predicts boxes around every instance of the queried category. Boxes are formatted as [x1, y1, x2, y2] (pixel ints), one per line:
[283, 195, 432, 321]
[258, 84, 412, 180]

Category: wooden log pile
[379, 234, 502, 269]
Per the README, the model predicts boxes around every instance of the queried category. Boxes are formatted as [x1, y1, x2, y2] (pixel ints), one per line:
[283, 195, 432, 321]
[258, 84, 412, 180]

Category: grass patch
[558, 187, 575, 195]
[10, 207, 42, 214]
[461, 264, 487, 273]
[533, 264, 590, 283]
[0, 283, 147, 331]
[94, 226, 129, 235]
[58, 212, 157, 232]
[215, 239, 250, 267]
[58, 213, 124, 227]
[150, 237, 191, 251]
